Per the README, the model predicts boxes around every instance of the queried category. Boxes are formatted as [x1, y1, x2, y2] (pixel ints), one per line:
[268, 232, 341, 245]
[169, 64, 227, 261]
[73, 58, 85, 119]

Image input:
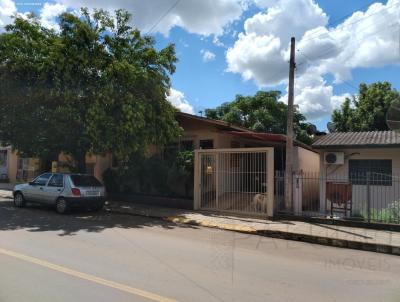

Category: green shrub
[352, 200, 400, 223]
[104, 150, 194, 198]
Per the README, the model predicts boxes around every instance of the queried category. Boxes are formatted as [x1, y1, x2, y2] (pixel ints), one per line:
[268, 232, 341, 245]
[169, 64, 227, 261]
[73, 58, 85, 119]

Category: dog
[252, 193, 268, 212]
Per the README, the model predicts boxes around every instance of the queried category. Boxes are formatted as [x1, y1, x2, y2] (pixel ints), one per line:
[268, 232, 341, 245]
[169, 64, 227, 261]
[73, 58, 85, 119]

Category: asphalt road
[0, 198, 399, 302]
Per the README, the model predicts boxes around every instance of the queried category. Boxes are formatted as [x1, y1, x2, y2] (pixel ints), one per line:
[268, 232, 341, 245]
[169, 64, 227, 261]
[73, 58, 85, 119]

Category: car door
[28, 173, 52, 202]
[41, 174, 64, 204]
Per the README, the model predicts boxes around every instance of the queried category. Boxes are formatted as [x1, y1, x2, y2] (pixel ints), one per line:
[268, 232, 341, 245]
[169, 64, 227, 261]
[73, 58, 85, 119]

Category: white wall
[319, 148, 400, 215]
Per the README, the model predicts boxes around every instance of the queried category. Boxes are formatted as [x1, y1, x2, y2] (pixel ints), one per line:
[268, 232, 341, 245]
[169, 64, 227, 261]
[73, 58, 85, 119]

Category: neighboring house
[313, 131, 400, 216]
[0, 146, 112, 185]
[0, 146, 40, 184]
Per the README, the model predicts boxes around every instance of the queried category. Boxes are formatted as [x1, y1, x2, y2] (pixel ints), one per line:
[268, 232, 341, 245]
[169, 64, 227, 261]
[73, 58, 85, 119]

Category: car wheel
[13, 192, 26, 208]
[56, 198, 70, 214]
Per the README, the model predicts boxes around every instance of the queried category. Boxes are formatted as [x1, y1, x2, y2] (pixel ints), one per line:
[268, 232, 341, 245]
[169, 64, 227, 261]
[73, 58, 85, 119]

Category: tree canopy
[205, 91, 315, 144]
[332, 82, 400, 132]
[0, 9, 181, 172]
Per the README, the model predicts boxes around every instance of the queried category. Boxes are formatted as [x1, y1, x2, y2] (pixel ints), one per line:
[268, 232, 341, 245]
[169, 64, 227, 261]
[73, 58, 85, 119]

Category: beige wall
[295, 146, 320, 172]
[319, 147, 400, 214]
[179, 118, 234, 149]
[93, 153, 112, 182]
[7, 149, 18, 184]
[292, 147, 320, 214]
[58, 152, 113, 182]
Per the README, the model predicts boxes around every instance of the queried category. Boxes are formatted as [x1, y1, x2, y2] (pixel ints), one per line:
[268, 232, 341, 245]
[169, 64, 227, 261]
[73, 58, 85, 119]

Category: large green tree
[332, 82, 400, 132]
[205, 91, 315, 144]
[0, 9, 180, 172]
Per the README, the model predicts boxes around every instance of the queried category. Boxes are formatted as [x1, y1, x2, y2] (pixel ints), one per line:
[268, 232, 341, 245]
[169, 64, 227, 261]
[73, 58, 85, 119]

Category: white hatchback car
[13, 173, 106, 214]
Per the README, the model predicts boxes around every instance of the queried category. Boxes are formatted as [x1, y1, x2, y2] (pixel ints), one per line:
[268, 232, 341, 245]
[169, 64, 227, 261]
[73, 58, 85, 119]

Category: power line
[300, 1, 400, 44]
[296, 50, 359, 91]
[297, 22, 400, 89]
[299, 21, 398, 64]
[146, 0, 181, 35]
[300, 0, 377, 43]
[257, 2, 400, 88]
[266, 20, 398, 94]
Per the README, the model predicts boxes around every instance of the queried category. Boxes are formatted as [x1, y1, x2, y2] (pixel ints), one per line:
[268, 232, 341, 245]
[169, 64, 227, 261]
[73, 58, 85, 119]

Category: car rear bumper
[65, 197, 106, 208]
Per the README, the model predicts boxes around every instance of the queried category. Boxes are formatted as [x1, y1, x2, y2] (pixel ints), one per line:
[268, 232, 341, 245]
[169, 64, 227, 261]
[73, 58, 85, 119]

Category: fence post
[267, 149, 274, 217]
[366, 171, 371, 223]
[193, 150, 200, 210]
[215, 153, 219, 210]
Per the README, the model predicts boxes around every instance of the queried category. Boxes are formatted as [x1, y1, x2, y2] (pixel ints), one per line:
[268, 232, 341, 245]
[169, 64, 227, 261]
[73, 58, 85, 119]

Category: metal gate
[194, 148, 274, 216]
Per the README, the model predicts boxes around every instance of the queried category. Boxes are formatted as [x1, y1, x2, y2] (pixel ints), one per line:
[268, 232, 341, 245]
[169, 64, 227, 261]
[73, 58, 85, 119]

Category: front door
[199, 153, 217, 209]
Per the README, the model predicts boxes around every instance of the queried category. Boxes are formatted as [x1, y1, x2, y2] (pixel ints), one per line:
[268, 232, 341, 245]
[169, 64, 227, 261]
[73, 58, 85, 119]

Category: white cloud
[280, 68, 351, 120]
[56, 0, 246, 36]
[227, 33, 286, 86]
[212, 36, 225, 47]
[226, 0, 328, 87]
[0, 1, 67, 32]
[0, 0, 17, 32]
[227, 0, 400, 120]
[201, 49, 216, 62]
[166, 88, 194, 114]
[331, 93, 352, 111]
[39, 3, 67, 31]
[299, 0, 400, 82]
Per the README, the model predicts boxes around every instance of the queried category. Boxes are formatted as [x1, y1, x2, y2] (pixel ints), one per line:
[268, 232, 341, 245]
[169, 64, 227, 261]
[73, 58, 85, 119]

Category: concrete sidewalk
[106, 200, 400, 256]
[1, 188, 399, 255]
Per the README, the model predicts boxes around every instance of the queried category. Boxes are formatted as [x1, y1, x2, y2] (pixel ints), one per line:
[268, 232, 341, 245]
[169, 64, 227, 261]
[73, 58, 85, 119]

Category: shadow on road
[0, 201, 199, 236]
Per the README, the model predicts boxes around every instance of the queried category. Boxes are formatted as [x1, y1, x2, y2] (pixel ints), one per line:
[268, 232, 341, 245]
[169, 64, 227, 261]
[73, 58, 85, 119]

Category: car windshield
[70, 175, 102, 187]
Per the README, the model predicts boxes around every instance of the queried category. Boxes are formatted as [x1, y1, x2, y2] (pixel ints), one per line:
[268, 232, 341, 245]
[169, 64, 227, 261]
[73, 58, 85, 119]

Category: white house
[313, 131, 400, 220]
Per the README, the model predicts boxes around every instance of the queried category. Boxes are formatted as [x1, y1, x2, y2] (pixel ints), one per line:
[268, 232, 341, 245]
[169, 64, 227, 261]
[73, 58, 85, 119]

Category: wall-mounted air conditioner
[324, 152, 344, 165]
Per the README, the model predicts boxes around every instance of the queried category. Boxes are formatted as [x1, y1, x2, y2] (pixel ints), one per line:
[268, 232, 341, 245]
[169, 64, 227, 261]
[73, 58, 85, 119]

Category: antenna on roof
[327, 122, 337, 133]
[387, 99, 400, 131]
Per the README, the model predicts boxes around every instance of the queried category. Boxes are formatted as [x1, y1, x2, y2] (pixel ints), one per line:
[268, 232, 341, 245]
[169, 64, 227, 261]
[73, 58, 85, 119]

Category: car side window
[48, 174, 64, 187]
[33, 173, 52, 186]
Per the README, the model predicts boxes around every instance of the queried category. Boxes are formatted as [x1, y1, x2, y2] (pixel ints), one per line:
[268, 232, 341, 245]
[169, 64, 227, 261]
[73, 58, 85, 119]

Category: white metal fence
[194, 148, 274, 216]
[276, 171, 400, 225]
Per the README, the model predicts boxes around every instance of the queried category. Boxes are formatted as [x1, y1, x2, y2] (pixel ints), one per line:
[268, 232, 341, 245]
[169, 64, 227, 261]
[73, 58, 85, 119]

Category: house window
[349, 159, 392, 186]
[17, 157, 40, 181]
[180, 140, 194, 151]
[199, 139, 214, 149]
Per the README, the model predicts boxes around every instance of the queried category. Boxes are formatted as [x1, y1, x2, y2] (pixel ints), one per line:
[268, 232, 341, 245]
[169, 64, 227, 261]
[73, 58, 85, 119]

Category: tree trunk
[75, 152, 87, 173]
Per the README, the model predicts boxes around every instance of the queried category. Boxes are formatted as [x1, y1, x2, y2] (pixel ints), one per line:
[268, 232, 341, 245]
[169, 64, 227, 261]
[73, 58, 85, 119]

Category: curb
[164, 215, 400, 256]
[165, 216, 258, 233]
[107, 209, 400, 256]
[255, 229, 400, 256]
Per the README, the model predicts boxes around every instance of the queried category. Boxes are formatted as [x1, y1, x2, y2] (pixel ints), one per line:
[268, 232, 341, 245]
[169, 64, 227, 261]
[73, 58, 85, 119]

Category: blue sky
[2, 0, 400, 131]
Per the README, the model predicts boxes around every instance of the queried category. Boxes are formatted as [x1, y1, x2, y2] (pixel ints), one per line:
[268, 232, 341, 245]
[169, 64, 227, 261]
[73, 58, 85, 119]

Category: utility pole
[284, 37, 296, 212]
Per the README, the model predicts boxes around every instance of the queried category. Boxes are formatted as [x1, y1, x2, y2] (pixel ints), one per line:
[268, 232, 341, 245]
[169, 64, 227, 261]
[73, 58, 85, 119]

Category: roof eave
[312, 144, 400, 149]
